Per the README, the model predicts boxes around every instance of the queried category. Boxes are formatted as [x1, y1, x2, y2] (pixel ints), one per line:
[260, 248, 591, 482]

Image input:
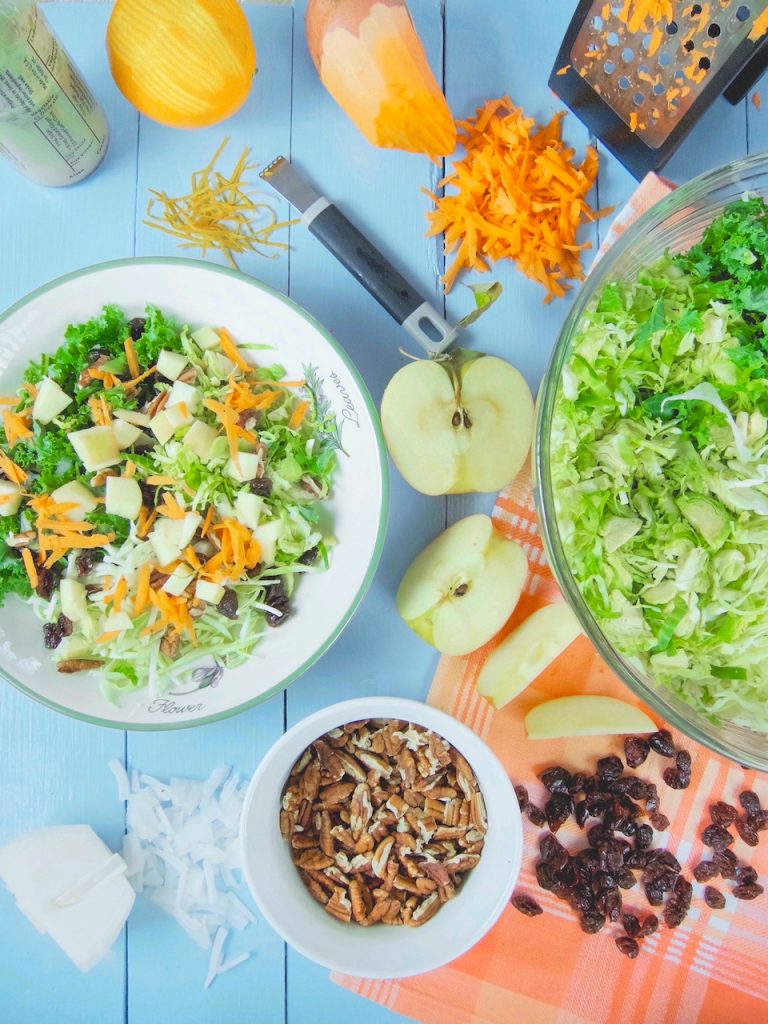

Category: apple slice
[524, 696, 657, 740]
[477, 603, 583, 709]
[396, 514, 528, 656]
[381, 350, 534, 495]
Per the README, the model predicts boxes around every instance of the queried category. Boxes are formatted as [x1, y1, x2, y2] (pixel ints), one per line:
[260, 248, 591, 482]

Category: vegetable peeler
[550, 0, 768, 179]
[260, 156, 457, 356]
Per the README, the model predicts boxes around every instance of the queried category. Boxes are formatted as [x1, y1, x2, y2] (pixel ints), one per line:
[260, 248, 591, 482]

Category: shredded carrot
[124, 336, 140, 379]
[288, 401, 309, 430]
[200, 505, 214, 538]
[753, 91, 762, 112]
[0, 451, 26, 484]
[123, 460, 137, 479]
[218, 328, 251, 373]
[272, 380, 306, 388]
[88, 368, 121, 389]
[749, 8, 768, 41]
[134, 563, 152, 616]
[145, 475, 178, 486]
[158, 492, 186, 520]
[137, 508, 158, 539]
[97, 630, 120, 644]
[123, 365, 157, 389]
[0, 396, 18, 405]
[21, 548, 38, 589]
[184, 546, 203, 571]
[3, 410, 32, 447]
[21, 382, 37, 399]
[177, 401, 189, 419]
[556, 65, 570, 76]
[425, 97, 611, 301]
[140, 617, 166, 638]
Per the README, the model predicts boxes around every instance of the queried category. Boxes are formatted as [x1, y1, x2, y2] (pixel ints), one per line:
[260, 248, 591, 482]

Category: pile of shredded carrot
[425, 97, 611, 301]
[145, 138, 297, 270]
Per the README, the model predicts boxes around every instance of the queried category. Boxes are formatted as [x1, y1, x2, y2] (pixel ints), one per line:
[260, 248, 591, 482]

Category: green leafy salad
[0, 305, 339, 699]
[550, 196, 768, 730]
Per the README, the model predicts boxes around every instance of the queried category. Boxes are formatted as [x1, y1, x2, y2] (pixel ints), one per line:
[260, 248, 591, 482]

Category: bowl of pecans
[239, 697, 522, 977]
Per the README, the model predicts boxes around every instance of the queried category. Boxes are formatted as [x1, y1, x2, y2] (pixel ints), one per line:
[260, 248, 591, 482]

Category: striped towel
[332, 175, 768, 1023]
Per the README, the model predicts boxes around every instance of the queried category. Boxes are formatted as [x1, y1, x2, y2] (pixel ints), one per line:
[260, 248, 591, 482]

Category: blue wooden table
[0, 3, 762, 1022]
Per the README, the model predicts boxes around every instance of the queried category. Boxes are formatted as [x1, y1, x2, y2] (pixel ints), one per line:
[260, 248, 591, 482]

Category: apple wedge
[396, 514, 528, 656]
[477, 603, 583, 709]
[381, 350, 534, 495]
[524, 696, 657, 740]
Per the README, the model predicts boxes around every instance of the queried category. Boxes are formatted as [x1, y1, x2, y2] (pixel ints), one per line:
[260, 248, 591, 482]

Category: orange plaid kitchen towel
[333, 175, 768, 1024]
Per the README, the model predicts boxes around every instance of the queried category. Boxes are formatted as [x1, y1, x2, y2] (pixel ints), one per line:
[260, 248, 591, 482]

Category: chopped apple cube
[148, 522, 182, 567]
[225, 453, 260, 483]
[168, 380, 200, 412]
[205, 351, 236, 379]
[182, 420, 219, 463]
[0, 480, 22, 516]
[60, 579, 88, 622]
[113, 408, 150, 427]
[524, 696, 657, 740]
[111, 419, 143, 450]
[234, 492, 263, 531]
[165, 403, 194, 431]
[191, 325, 221, 350]
[51, 481, 97, 521]
[157, 350, 188, 381]
[162, 565, 195, 597]
[32, 378, 72, 424]
[105, 476, 142, 520]
[194, 579, 224, 604]
[477, 603, 583, 709]
[251, 519, 283, 566]
[177, 512, 202, 548]
[68, 426, 121, 473]
[102, 611, 133, 634]
[149, 410, 175, 445]
[56, 635, 95, 660]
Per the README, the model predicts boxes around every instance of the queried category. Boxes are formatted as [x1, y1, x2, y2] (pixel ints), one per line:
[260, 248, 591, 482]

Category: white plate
[240, 697, 523, 978]
[0, 258, 388, 729]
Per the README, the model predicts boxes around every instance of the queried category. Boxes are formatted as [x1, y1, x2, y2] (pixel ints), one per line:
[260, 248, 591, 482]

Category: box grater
[550, 1, 768, 178]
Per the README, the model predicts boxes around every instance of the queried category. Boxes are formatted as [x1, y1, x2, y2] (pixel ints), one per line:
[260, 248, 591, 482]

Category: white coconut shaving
[109, 759, 253, 988]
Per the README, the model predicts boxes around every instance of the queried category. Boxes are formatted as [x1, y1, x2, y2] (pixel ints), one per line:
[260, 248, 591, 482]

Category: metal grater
[551, 0, 768, 178]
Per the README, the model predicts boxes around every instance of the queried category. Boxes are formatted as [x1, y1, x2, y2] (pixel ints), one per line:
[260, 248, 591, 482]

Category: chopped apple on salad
[0, 305, 338, 698]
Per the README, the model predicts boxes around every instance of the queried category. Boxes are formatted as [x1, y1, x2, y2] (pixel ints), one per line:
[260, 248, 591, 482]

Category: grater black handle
[723, 38, 768, 105]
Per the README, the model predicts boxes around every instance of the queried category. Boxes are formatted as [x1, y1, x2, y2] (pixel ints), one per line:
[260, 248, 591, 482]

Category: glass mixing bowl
[534, 153, 768, 771]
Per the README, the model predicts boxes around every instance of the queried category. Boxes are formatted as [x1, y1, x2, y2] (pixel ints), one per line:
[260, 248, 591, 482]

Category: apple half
[396, 514, 528, 656]
[381, 350, 534, 495]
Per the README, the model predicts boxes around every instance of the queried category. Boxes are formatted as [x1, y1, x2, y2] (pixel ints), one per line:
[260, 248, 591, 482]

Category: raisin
[298, 546, 319, 565]
[596, 755, 623, 781]
[574, 800, 588, 828]
[704, 886, 725, 909]
[266, 598, 291, 627]
[526, 803, 546, 828]
[617, 868, 637, 890]
[734, 816, 759, 847]
[57, 614, 73, 637]
[217, 589, 238, 619]
[616, 936, 640, 959]
[739, 791, 762, 817]
[539, 833, 568, 865]
[733, 883, 763, 900]
[638, 914, 658, 937]
[736, 865, 758, 885]
[42, 623, 62, 649]
[693, 861, 718, 882]
[644, 783, 660, 814]
[544, 792, 573, 833]
[649, 849, 681, 873]
[663, 900, 687, 929]
[709, 801, 738, 828]
[75, 553, 94, 576]
[35, 568, 55, 600]
[568, 772, 587, 795]
[625, 849, 648, 869]
[536, 862, 556, 891]
[538, 766, 572, 793]
[514, 785, 529, 811]
[702, 824, 734, 849]
[128, 317, 146, 340]
[663, 767, 690, 790]
[624, 736, 650, 768]
[674, 876, 693, 906]
[579, 912, 605, 934]
[676, 749, 692, 773]
[649, 730, 676, 757]
[635, 824, 654, 850]
[650, 812, 670, 831]
[587, 825, 613, 848]
[250, 476, 273, 497]
[645, 884, 665, 906]
[713, 849, 738, 880]
[568, 885, 594, 913]
[510, 892, 543, 916]
[621, 913, 640, 937]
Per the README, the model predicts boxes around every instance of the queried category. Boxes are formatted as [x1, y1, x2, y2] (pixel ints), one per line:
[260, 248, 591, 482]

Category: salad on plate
[0, 305, 339, 699]
[551, 196, 768, 730]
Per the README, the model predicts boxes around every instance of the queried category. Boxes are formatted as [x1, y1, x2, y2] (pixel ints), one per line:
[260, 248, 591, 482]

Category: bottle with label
[0, 0, 109, 186]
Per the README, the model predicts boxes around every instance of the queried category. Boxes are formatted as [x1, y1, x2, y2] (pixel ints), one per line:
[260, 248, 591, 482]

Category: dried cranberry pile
[510, 736, 766, 959]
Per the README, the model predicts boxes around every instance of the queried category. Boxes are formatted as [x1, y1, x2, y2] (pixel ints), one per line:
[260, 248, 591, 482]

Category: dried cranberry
[250, 476, 273, 497]
[596, 755, 623, 781]
[739, 791, 762, 817]
[713, 849, 739, 880]
[693, 861, 718, 882]
[616, 936, 640, 958]
[733, 883, 763, 900]
[638, 914, 658, 937]
[57, 613, 73, 637]
[709, 801, 738, 828]
[538, 766, 572, 793]
[676, 749, 692, 773]
[128, 316, 146, 340]
[544, 792, 573, 833]
[702, 824, 734, 849]
[635, 824, 654, 850]
[663, 767, 690, 790]
[649, 729, 676, 757]
[704, 886, 725, 909]
[526, 803, 546, 828]
[514, 785, 529, 811]
[574, 800, 588, 828]
[650, 812, 670, 831]
[621, 913, 640, 937]
[42, 623, 62, 649]
[734, 816, 759, 847]
[579, 912, 605, 934]
[736, 865, 758, 885]
[217, 589, 238, 619]
[510, 892, 543, 916]
[624, 736, 650, 768]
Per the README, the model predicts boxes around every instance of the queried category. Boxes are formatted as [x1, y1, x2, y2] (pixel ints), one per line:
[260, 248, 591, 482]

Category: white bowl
[0, 259, 387, 729]
[240, 697, 522, 978]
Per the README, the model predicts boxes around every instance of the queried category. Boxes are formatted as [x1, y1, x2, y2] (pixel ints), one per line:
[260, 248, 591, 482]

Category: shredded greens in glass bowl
[547, 195, 768, 738]
[0, 304, 339, 701]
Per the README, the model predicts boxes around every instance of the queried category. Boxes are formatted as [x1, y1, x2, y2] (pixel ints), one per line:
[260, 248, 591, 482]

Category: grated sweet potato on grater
[425, 97, 611, 302]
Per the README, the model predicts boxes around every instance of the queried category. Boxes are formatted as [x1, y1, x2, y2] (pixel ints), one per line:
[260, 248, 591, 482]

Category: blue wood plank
[126, 8, 292, 1024]
[0, 7, 130, 1023]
